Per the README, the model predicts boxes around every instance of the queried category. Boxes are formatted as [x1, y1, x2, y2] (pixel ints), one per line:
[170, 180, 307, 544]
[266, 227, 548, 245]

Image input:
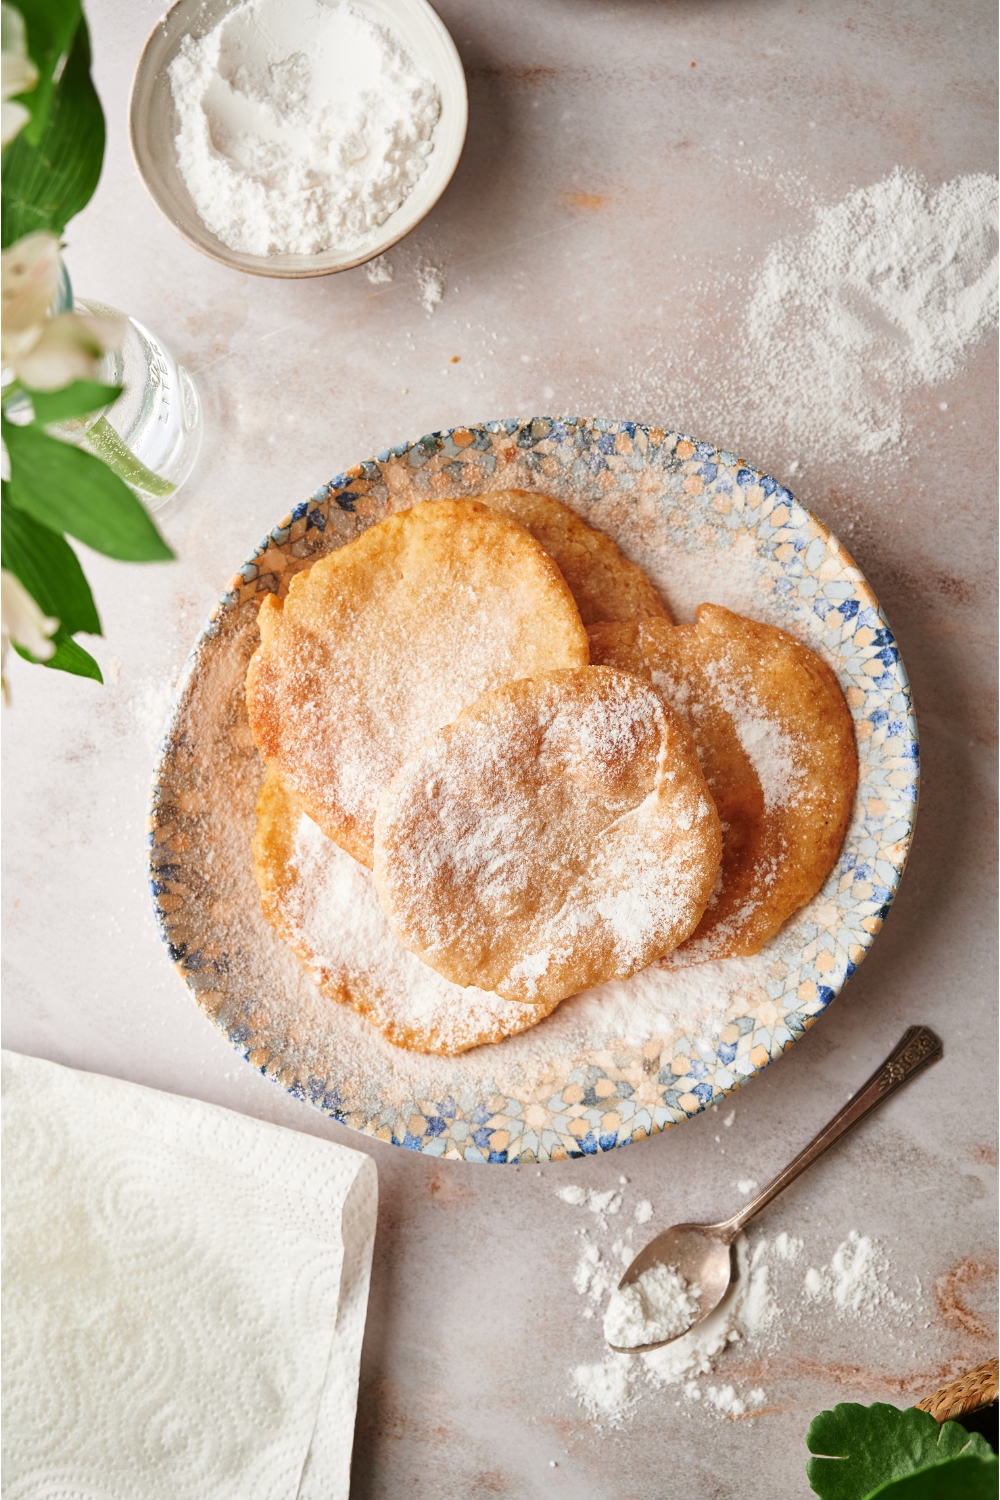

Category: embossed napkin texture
[1, 1051, 377, 1500]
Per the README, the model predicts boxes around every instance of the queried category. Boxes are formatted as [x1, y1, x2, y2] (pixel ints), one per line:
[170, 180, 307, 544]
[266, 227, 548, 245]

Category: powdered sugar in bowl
[129, 0, 467, 277]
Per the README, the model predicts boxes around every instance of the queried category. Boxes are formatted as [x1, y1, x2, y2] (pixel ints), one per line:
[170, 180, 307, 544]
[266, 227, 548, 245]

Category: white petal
[15, 342, 97, 390]
[1, 232, 62, 332]
[1, 3, 30, 58]
[1, 569, 59, 661]
[0, 95, 29, 144]
[0, 318, 43, 364]
[74, 311, 126, 354]
[2, 49, 37, 101]
[13, 311, 120, 389]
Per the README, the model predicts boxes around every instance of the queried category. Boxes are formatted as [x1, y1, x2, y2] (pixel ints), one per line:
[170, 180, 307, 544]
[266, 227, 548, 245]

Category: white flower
[14, 310, 123, 390]
[1, 230, 59, 332]
[1, 232, 124, 390]
[2, 568, 58, 687]
[1, 2, 37, 147]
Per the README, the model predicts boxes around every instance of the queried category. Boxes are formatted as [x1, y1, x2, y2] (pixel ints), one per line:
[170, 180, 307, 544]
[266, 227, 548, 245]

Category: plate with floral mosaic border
[148, 417, 918, 1163]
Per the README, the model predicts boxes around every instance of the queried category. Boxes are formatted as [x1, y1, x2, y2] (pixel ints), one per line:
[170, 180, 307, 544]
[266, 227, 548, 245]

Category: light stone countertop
[2, 1, 996, 1496]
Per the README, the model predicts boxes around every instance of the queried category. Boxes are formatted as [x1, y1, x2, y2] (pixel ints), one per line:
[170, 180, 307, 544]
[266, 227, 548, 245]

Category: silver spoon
[606, 1025, 943, 1354]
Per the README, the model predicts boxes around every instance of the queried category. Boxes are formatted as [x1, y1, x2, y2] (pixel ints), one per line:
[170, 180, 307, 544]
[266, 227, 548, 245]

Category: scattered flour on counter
[602, 168, 997, 482]
[573, 1358, 636, 1425]
[560, 1188, 919, 1428]
[573, 1239, 621, 1316]
[365, 254, 394, 284]
[603, 1262, 700, 1349]
[634, 1199, 654, 1225]
[610, 1237, 633, 1269]
[131, 675, 176, 755]
[557, 1186, 623, 1218]
[737, 1179, 760, 1196]
[741, 169, 998, 459]
[804, 1230, 899, 1316]
[417, 261, 444, 313]
[572, 1235, 776, 1427]
[168, 0, 441, 256]
[705, 1383, 767, 1418]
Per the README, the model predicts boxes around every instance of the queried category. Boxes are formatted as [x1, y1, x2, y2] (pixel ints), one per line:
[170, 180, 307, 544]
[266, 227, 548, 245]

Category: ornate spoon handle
[719, 1025, 943, 1238]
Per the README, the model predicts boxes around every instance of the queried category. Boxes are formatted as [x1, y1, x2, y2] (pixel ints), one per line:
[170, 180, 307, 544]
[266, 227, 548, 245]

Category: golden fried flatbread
[245, 499, 589, 867]
[479, 489, 670, 626]
[254, 771, 560, 1055]
[588, 606, 857, 962]
[373, 667, 722, 1006]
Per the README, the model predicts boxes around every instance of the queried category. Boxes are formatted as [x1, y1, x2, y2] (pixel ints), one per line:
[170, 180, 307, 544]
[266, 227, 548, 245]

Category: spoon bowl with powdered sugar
[605, 1026, 942, 1354]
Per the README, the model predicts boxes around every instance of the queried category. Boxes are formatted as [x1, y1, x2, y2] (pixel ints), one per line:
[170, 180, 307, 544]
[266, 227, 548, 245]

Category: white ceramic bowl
[129, 0, 468, 278]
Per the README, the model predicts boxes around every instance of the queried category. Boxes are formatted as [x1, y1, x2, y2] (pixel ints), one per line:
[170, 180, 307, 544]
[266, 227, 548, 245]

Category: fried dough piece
[588, 606, 858, 962]
[373, 667, 722, 1006]
[246, 499, 590, 867]
[480, 489, 671, 626]
[254, 772, 559, 1055]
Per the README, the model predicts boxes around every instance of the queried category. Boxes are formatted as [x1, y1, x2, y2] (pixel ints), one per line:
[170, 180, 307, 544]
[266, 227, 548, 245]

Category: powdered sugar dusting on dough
[653, 660, 804, 816]
[247, 501, 588, 862]
[701, 660, 804, 814]
[282, 812, 546, 1053]
[267, 799, 759, 1075]
[729, 707, 801, 813]
[374, 670, 721, 1003]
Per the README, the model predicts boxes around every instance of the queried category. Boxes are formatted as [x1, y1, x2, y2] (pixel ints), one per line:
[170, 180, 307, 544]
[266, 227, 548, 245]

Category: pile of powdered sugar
[168, 0, 440, 257]
[741, 169, 998, 460]
[603, 1262, 701, 1349]
[572, 1232, 774, 1424]
[603, 168, 997, 478]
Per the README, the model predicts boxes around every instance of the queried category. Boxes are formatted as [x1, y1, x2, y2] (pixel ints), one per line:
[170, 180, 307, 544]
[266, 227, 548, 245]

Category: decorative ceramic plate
[149, 418, 918, 1163]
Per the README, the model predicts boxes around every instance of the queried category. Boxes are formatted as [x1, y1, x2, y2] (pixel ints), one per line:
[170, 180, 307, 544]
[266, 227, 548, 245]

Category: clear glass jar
[40, 260, 203, 513]
[79, 299, 203, 513]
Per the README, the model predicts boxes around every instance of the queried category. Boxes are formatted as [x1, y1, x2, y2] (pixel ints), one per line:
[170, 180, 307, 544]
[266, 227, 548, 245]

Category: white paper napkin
[1, 1051, 377, 1500]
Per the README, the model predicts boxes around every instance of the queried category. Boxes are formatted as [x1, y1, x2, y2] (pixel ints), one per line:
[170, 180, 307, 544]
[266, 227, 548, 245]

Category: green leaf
[1, 482, 101, 634]
[864, 1453, 998, 1499]
[3, 417, 175, 562]
[1, 15, 104, 245]
[23, 380, 120, 425]
[14, 625, 102, 682]
[4, 0, 82, 146]
[807, 1404, 996, 1500]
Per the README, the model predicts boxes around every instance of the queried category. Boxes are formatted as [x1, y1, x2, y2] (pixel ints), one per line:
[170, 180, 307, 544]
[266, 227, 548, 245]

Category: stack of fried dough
[246, 492, 858, 1054]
